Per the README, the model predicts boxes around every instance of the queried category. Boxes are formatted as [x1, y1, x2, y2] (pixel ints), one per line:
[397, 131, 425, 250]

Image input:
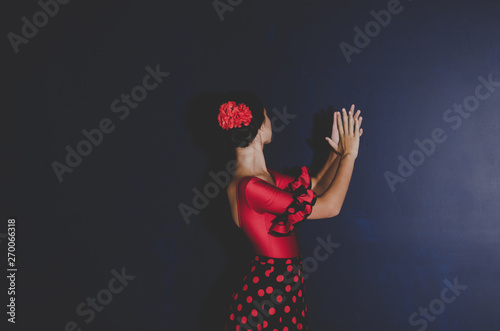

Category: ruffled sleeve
[268, 166, 317, 236]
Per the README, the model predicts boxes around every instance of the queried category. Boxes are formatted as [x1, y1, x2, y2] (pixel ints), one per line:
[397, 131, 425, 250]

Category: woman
[220, 91, 363, 331]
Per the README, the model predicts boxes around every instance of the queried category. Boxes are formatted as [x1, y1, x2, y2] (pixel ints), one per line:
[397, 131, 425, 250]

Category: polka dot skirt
[225, 254, 309, 331]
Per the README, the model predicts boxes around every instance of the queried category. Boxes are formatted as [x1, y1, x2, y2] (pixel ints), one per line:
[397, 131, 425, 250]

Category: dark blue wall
[4, 0, 500, 330]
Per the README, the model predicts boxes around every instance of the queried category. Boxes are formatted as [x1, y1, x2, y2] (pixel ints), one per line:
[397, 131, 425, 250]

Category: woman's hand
[325, 104, 363, 156]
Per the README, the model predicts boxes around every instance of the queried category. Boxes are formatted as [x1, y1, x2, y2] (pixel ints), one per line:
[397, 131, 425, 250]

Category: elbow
[329, 205, 340, 218]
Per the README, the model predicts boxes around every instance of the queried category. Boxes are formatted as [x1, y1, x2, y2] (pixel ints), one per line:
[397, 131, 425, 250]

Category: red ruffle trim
[268, 166, 317, 236]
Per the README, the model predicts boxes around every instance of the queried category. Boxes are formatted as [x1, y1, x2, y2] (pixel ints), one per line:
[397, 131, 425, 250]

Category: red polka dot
[297, 323, 303, 330]
[230, 313, 235, 321]
[276, 295, 282, 303]
[241, 316, 247, 324]
[302, 310, 305, 317]
[292, 316, 297, 324]
[263, 321, 268, 328]
[298, 269, 301, 276]
[294, 275, 299, 282]
[284, 305, 290, 313]
[257, 324, 262, 331]
[258, 289, 265, 296]
[285, 285, 291, 292]
[286, 259, 291, 264]
[255, 256, 259, 261]
[243, 284, 248, 291]
[252, 309, 258, 317]
[276, 275, 284, 282]
[283, 327, 288, 331]
[287, 265, 293, 272]
[268, 259, 274, 264]
[292, 296, 297, 303]
[253, 276, 259, 283]
[280, 317, 282, 323]
[298, 290, 302, 297]
[268, 307, 275, 315]
[247, 296, 253, 303]
[236, 325, 239, 331]
[251, 266, 256, 272]
[237, 304, 242, 311]
[243, 275, 247, 281]
[266, 286, 273, 294]
[234, 293, 238, 300]
[305, 305, 308, 312]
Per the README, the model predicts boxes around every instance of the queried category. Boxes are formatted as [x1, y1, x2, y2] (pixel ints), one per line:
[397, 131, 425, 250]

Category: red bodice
[236, 166, 317, 258]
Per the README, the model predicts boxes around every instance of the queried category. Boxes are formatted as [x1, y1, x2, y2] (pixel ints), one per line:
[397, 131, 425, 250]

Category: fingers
[342, 108, 348, 135]
[350, 105, 362, 125]
[355, 115, 363, 137]
[337, 111, 344, 136]
[325, 136, 332, 147]
[349, 105, 354, 135]
[339, 105, 362, 137]
[354, 109, 361, 120]
[332, 110, 337, 132]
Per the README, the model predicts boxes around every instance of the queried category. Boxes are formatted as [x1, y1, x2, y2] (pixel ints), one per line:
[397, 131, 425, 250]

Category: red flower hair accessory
[218, 101, 253, 130]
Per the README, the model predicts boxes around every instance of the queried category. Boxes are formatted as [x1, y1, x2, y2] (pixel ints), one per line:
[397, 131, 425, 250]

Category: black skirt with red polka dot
[224, 254, 309, 331]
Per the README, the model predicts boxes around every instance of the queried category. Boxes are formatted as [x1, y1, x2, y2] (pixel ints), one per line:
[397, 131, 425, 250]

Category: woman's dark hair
[218, 91, 265, 149]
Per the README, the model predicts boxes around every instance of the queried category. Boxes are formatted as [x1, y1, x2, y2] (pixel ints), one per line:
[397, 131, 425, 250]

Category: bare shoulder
[227, 175, 255, 202]
[229, 172, 274, 193]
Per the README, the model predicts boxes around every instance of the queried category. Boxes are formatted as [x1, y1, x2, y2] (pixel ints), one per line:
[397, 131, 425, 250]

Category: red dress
[225, 166, 317, 331]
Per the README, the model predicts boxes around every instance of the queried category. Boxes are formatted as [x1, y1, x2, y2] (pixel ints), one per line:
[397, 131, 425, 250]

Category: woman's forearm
[314, 150, 341, 196]
[321, 153, 356, 216]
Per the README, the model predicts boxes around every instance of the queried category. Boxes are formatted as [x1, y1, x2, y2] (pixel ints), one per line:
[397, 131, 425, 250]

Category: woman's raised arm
[308, 154, 356, 219]
[308, 107, 362, 219]
[313, 105, 363, 195]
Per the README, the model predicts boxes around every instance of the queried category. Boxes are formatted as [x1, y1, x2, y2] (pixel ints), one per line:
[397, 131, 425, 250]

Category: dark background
[2, 0, 500, 330]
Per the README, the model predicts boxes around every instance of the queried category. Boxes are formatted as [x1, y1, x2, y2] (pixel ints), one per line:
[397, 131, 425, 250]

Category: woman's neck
[234, 142, 267, 176]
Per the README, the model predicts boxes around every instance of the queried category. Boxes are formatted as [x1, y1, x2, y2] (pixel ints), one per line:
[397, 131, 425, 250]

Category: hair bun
[218, 91, 265, 148]
[218, 101, 253, 130]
